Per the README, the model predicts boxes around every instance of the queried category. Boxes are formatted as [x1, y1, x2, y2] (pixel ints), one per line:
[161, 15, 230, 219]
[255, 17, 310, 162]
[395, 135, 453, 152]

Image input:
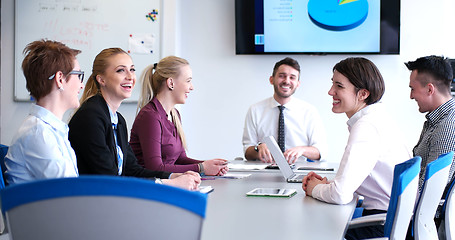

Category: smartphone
[246, 188, 297, 197]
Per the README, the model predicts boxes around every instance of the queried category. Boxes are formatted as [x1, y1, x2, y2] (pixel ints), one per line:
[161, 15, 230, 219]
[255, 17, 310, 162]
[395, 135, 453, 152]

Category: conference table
[0, 160, 355, 240]
[200, 160, 356, 240]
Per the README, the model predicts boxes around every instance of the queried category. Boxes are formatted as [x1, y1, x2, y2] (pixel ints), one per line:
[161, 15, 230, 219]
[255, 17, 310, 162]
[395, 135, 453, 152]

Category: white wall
[2, 0, 455, 163]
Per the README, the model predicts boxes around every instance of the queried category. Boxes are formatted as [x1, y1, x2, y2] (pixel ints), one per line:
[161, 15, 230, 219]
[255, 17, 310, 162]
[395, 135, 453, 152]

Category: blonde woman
[129, 56, 228, 176]
[68, 48, 200, 190]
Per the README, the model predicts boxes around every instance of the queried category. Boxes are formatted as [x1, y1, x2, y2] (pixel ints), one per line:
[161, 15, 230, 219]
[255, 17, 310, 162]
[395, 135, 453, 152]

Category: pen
[201, 177, 216, 180]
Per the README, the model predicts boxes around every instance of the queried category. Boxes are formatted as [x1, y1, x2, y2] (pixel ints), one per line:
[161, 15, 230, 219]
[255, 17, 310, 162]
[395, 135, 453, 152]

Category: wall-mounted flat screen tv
[235, 0, 400, 54]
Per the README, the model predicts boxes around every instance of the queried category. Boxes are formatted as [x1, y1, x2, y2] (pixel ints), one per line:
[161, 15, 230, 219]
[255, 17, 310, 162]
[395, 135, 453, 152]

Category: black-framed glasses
[68, 70, 85, 83]
[48, 70, 85, 83]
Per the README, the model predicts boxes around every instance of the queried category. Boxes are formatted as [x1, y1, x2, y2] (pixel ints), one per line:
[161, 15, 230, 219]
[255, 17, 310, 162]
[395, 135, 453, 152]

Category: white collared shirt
[243, 97, 328, 160]
[312, 103, 411, 210]
[5, 104, 79, 184]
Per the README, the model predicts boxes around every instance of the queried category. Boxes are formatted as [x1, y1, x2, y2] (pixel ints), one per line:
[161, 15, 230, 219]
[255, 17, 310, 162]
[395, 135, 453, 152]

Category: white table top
[0, 161, 354, 240]
[200, 164, 355, 240]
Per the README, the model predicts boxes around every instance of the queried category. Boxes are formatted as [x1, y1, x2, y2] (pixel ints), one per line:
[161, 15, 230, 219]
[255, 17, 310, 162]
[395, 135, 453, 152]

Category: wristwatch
[155, 178, 163, 184]
[198, 163, 205, 175]
[254, 142, 262, 152]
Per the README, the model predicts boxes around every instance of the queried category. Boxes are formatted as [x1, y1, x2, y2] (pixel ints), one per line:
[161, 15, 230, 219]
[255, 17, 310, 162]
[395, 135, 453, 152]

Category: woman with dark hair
[5, 39, 83, 184]
[302, 57, 411, 239]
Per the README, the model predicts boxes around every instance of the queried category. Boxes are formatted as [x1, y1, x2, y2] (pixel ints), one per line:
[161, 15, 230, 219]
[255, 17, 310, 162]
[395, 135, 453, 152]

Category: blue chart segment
[308, 0, 369, 31]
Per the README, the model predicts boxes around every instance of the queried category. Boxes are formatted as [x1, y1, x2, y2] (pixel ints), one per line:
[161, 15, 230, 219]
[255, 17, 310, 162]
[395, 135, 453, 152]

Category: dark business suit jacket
[68, 94, 171, 179]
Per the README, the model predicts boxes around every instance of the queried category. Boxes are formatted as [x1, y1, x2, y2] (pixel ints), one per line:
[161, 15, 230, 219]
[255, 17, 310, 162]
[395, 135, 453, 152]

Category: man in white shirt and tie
[242, 57, 327, 164]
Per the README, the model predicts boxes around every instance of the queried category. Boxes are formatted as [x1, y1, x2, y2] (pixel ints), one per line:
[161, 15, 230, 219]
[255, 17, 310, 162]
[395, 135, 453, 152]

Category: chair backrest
[414, 151, 453, 240]
[0, 144, 9, 189]
[444, 177, 455, 240]
[0, 145, 8, 235]
[0, 176, 208, 240]
[384, 156, 421, 239]
[440, 155, 455, 240]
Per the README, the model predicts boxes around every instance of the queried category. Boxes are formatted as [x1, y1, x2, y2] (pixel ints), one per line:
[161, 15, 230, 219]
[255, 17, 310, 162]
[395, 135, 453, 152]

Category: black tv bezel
[235, 0, 401, 55]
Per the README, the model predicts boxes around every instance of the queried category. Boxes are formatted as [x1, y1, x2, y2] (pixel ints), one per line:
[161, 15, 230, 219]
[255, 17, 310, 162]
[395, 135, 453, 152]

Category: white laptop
[263, 136, 306, 183]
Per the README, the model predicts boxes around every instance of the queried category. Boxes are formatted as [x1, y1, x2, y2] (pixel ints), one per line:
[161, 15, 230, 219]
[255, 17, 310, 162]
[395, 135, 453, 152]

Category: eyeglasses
[68, 70, 85, 83]
[48, 70, 85, 83]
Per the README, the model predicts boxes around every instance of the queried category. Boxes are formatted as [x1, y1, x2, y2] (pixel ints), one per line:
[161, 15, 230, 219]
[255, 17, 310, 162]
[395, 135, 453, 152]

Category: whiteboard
[14, 0, 162, 102]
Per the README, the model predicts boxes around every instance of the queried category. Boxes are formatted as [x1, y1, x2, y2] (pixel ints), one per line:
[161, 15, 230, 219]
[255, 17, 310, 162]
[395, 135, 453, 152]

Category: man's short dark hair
[272, 57, 300, 78]
[405, 55, 453, 93]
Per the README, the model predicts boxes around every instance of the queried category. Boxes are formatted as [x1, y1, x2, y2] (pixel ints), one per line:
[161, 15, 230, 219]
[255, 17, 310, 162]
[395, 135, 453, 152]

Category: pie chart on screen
[308, 0, 368, 31]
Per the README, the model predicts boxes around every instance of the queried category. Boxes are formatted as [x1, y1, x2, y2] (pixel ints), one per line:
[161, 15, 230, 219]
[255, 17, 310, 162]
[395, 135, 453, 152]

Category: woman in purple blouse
[129, 56, 228, 176]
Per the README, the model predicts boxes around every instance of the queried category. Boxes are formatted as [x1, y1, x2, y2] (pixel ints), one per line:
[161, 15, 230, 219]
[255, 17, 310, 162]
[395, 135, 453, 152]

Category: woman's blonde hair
[137, 56, 190, 149]
[79, 48, 129, 104]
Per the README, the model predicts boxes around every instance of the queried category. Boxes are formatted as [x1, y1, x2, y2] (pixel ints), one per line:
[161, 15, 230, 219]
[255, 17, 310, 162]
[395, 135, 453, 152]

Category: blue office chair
[0, 176, 208, 240]
[438, 159, 455, 240]
[0, 144, 9, 189]
[347, 156, 421, 239]
[0, 144, 9, 235]
[441, 178, 455, 240]
[413, 152, 453, 240]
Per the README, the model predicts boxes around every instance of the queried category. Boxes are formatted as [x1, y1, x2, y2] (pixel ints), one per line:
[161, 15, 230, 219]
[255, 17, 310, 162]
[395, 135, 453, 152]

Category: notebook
[263, 136, 306, 183]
